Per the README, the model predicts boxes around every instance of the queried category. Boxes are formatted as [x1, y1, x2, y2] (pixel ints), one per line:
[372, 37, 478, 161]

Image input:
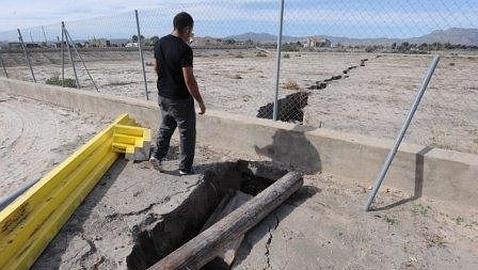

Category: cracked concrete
[232, 173, 478, 270]
[263, 214, 279, 270]
[31, 143, 227, 270]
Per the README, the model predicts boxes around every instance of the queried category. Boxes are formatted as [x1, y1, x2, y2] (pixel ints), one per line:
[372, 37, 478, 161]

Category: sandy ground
[3, 50, 478, 154]
[304, 53, 478, 154]
[0, 96, 476, 269]
[0, 92, 111, 198]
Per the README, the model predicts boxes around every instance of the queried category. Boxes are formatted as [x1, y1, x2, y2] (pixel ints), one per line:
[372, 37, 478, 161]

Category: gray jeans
[154, 96, 196, 171]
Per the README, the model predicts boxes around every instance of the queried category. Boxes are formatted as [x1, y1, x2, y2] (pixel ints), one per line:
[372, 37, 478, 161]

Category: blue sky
[0, 0, 477, 41]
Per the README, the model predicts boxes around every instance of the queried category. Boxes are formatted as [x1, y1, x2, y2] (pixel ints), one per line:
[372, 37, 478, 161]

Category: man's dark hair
[174, 12, 194, 32]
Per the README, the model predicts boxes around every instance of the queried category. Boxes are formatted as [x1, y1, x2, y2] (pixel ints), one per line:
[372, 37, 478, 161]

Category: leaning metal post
[64, 27, 99, 92]
[135, 9, 150, 100]
[62, 22, 80, 89]
[17, 29, 36, 83]
[365, 56, 441, 211]
[0, 51, 8, 78]
[272, 0, 285, 121]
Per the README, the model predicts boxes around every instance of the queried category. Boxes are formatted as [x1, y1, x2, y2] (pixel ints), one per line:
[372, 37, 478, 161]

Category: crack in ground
[264, 213, 280, 270]
[308, 58, 369, 90]
[78, 234, 101, 269]
[257, 58, 370, 123]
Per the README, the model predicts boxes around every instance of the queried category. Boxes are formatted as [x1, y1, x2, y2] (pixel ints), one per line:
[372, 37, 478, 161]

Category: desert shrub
[235, 54, 244, 58]
[449, 62, 456, 66]
[231, 74, 243, 79]
[255, 52, 268, 57]
[46, 75, 77, 88]
[283, 53, 290, 59]
[282, 79, 300, 91]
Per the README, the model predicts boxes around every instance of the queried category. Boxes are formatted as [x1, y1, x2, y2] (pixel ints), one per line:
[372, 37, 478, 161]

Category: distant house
[86, 38, 111, 48]
[303, 37, 331, 48]
[25, 43, 41, 49]
[125, 42, 139, 48]
[8, 42, 22, 49]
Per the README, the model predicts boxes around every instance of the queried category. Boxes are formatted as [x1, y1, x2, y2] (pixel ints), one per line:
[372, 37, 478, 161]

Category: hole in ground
[256, 91, 309, 123]
[126, 160, 287, 270]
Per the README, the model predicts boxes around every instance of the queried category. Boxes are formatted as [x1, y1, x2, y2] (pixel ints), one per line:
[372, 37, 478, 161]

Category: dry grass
[282, 79, 301, 91]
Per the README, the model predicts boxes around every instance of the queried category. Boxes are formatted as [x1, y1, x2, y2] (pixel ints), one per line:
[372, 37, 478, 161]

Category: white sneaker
[149, 157, 164, 172]
[179, 169, 194, 175]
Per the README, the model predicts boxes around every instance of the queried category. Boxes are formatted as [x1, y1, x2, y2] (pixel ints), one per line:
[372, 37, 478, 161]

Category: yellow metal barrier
[0, 114, 151, 270]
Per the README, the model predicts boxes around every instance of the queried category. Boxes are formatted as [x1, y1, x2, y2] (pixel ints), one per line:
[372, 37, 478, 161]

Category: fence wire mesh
[0, 0, 477, 153]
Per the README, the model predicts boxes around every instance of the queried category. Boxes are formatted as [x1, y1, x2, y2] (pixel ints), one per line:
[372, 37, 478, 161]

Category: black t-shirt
[154, 34, 193, 100]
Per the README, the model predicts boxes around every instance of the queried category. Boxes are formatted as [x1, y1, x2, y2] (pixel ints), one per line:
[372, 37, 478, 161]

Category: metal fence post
[135, 9, 150, 100]
[41, 26, 48, 44]
[365, 56, 440, 211]
[0, 51, 8, 78]
[64, 27, 99, 92]
[62, 22, 80, 89]
[17, 29, 36, 83]
[61, 23, 65, 87]
[272, 0, 285, 121]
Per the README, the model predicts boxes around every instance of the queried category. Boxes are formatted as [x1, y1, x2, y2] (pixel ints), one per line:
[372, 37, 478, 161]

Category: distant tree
[398, 42, 410, 52]
[145, 36, 160, 46]
[431, 42, 442, 50]
[418, 43, 429, 51]
[131, 35, 145, 43]
[365, 45, 376, 53]
[391, 42, 397, 50]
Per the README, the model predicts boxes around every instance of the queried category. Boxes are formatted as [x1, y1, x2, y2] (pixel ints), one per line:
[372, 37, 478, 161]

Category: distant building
[25, 43, 41, 49]
[8, 42, 22, 49]
[86, 38, 111, 48]
[125, 42, 139, 48]
[303, 37, 331, 48]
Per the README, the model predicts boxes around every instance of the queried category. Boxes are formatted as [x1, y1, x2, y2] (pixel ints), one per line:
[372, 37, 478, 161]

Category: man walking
[149, 12, 206, 175]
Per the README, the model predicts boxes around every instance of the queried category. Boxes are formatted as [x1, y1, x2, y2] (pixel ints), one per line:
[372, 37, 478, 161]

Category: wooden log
[201, 191, 253, 267]
[148, 171, 303, 270]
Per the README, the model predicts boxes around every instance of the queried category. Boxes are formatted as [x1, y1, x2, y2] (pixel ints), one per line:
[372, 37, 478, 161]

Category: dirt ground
[0, 97, 476, 269]
[0, 92, 112, 198]
[3, 49, 478, 154]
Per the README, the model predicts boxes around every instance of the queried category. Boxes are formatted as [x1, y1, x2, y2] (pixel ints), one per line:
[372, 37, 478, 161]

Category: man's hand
[183, 66, 206, 114]
[198, 101, 206, 115]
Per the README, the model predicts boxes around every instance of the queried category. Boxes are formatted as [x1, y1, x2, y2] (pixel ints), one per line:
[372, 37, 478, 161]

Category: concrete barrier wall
[1, 78, 477, 206]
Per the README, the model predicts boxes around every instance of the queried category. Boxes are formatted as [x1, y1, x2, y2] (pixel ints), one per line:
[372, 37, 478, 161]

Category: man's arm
[182, 66, 206, 114]
[154, 58, 160, 76]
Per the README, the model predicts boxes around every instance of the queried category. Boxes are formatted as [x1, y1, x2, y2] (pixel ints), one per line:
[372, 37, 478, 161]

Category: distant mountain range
[225, 28, 478, 46]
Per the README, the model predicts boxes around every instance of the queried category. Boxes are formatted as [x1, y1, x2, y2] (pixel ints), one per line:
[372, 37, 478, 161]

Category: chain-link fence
[1, 0, 477, 153]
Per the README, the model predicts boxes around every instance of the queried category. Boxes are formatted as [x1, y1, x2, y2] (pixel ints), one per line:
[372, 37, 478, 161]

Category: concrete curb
[1, 78, 477, 206]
